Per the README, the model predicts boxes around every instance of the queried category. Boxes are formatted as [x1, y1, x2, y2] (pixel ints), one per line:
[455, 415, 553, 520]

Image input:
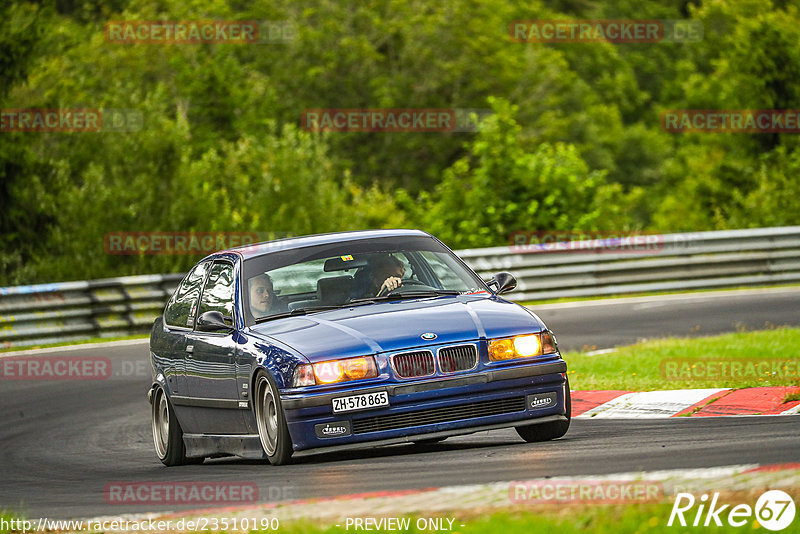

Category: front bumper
[282, 358, 568, 451]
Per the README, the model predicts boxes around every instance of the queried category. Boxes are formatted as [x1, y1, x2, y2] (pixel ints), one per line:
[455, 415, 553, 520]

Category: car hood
[249, 295, 545, 362]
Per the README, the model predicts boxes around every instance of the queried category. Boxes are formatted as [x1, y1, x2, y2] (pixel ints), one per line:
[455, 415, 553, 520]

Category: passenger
[248, 273, 276, 318]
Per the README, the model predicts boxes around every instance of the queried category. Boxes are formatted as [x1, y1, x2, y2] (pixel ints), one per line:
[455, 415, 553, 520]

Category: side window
[418, 251, 471, 290]
[197, 262, 235, 324]
[164, 262, 209, 328]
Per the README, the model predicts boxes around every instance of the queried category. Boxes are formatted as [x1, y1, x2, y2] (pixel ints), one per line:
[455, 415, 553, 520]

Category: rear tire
[515, 381, 571, 443]
[255, 372, 294, 465]
[151, 386, 199, 466]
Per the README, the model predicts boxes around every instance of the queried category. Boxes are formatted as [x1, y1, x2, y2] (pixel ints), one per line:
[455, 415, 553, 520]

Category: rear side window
[164, 261, 209, 328]
[197, 262, 235, 324]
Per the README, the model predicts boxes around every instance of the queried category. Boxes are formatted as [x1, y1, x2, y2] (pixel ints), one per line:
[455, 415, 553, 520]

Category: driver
[368, 255, 406, 296]
[352, 255, 406, 299]
[248, 273, 276, 318]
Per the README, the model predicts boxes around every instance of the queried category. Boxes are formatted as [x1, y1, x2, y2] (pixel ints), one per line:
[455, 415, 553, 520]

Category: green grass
[440, 506, 757, 534]
[0, 505, 777, 534]
[5, 493, 800, 534]
[0, 333, 148, 353]
[565, 327, 800, 391]
[248, 501, 789, 534]
[519, 282, 800, 306]
[0, 511, 19, 534]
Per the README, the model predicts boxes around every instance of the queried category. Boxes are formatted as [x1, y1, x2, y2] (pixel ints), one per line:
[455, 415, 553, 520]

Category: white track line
[780, 403, 800, 415]
[0, 337, 149, 358]
[577, 388, 729, 418]
[528, 286, 800, 311]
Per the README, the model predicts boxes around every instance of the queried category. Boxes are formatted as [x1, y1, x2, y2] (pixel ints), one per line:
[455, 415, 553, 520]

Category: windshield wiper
[254, 305, 340, 324]
[254, 301, 378, 324]
[349, 289, 461, 304]
[389, 289, 461, 297]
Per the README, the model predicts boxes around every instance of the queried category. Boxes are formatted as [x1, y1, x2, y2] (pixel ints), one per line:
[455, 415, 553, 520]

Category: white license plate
[332, 391, 389, 413]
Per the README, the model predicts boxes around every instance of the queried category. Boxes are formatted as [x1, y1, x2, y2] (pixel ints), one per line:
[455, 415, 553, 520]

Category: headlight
[292, 356, 378, 386]
[514, 334, 541, 356]
[488, 332, 557, 361]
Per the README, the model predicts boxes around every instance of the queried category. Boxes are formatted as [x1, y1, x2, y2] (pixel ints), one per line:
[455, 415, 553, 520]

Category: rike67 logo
[668, 491, 796, 531]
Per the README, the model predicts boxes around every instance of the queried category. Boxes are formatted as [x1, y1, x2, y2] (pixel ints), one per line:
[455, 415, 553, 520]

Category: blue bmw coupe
[148, 229, 570, 465]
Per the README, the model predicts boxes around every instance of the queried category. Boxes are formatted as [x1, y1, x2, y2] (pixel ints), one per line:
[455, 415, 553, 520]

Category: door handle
[186, 345, 194, 357]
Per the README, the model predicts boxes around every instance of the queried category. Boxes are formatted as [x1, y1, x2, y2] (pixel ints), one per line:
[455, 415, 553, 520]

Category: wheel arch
[146, 372, 168, 405]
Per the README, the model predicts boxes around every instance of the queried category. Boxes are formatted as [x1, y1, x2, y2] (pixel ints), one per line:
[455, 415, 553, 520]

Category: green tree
[0, 2, 51, 285]
[401, 98, 636, 249]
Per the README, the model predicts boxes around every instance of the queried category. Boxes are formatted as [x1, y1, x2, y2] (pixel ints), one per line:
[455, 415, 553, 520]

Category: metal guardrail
[2, 226, 799, 349]
[0, 274, 183, 349]
[459, 226, 800, 301]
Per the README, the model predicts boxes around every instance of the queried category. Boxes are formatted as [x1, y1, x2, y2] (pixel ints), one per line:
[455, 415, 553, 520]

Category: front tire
[151, 386, 198, 466]
[515, 381, 571, 443]
[254, 372, 293, 465]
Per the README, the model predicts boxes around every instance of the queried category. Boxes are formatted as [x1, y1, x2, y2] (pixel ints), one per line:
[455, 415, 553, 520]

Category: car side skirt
[183, 433, 266, 460]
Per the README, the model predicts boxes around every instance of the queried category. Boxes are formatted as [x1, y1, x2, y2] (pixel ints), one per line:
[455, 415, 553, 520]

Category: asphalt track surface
[1, 288, 799, 520]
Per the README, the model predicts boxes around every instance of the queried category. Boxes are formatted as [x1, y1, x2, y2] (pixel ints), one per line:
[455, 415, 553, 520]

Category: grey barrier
[2, 226, 799, 348]
[459, 226, 800, 301]
[0, 274, 183, 349]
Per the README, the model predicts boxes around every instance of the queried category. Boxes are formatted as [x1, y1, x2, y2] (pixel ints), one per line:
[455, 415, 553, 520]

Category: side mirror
[487, 272, 517, 294]
[196, 310, 234, 333]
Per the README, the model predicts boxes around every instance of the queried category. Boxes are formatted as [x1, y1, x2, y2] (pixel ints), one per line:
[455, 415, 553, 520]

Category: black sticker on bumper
[526, 392, 557, 410]
[315, 421, 352, 439]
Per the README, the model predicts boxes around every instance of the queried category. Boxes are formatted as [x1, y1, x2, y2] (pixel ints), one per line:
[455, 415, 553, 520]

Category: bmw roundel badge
[421, 332, 437, 340]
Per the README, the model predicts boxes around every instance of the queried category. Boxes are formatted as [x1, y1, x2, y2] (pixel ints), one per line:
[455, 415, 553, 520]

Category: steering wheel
[376, 278, 428, 297]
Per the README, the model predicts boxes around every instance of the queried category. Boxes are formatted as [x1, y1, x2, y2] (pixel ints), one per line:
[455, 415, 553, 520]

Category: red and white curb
[60, 463, 800, 533]
[573, 387, 800, 418]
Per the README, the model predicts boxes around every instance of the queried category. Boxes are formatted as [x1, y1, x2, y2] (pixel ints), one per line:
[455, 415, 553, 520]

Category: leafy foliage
[401, 98, 636, 248]
[1, 0, 799, 284]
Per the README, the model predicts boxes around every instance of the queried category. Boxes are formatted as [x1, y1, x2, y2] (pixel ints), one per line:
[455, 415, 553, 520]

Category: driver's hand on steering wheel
[377, 276, 403, 296]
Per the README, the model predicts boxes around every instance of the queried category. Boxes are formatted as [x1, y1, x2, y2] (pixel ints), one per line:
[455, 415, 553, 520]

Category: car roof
[206, 229, 433, 261]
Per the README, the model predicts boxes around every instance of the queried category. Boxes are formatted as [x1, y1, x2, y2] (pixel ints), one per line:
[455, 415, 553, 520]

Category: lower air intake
[352, 396, 526, 434]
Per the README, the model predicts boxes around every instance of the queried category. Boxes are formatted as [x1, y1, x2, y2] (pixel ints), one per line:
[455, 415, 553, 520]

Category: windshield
[242, 235, 487, 324]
